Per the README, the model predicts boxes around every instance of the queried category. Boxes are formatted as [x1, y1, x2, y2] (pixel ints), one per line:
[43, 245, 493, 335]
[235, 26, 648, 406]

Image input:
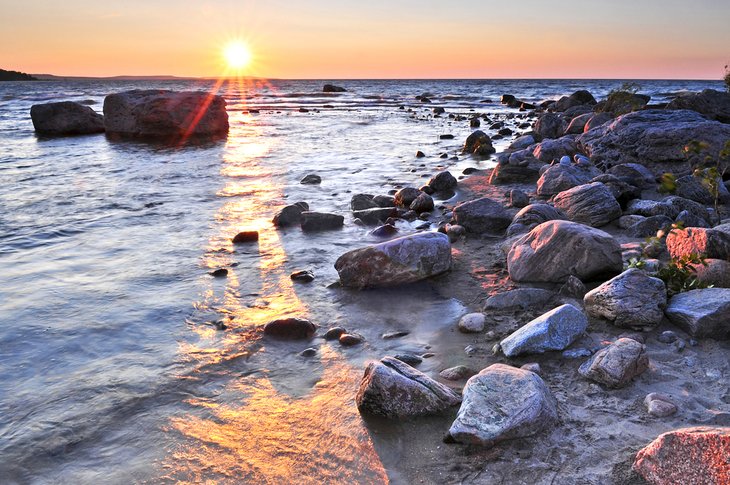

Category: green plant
[681, 139, 730, 225]
[657, 253, 711, 296]
[600, 82, 644, 115]
[724, 64, 730, 92]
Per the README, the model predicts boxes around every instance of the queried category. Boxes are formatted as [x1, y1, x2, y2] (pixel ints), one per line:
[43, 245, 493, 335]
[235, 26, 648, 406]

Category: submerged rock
[322, 84, 346, 93]
[273, 203, 309, 227]
[334, 232, 451, 288]
[104, 89, 229, 138]
[356, 357, 461, 418]
[232, 231, 259, 243]
[633, 427, 730, 485]
[453, 197, 511, 233]
[665, 288, 730, 339]
[499, 304, 588, 357]
[507, 220, 622, 283]
[30, 101, 105, 135]
[449, 364, 558, 446]
[584, 268, 667, 329]
[300, 212, 344, 231]
[578, 338, 649, 388]
[463, 130, 495, 156]
[300, 174, 322, 185]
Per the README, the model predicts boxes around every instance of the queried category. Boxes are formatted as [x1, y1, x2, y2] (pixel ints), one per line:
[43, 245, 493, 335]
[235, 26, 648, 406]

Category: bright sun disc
[224, 41, 252, 69]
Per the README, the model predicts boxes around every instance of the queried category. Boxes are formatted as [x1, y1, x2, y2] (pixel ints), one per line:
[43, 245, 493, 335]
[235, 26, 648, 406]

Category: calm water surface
[0, 78, 723, 483]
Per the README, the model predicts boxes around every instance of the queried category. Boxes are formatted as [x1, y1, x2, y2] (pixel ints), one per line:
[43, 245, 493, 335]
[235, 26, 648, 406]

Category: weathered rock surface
[553, 182, 622, 227]
[506, 204, 567, 236]
[564, 112, 593, 135]
[633, 427, 730, 485]
[532, 137, 577, 163]
[607, 163, 656, 188]
[578, 338, 649, 388]
[508, 221, 622, 283]
[666, 89, 730, 123]
[428, 171, 458, 192]
[453, 197, 511, 233]
[499, 304, 588, 357]
[463, 130, 495, 156]
[693, 259, 730, 288]
[356, 357, 461, 418]
[577, 110, 730, 176]
[300, 212, 344, 231]
[394, 187, 423, 208]
[584, 268, 667, 329]
[30, 101, 105, 136]
[458, 313, 486, 333]
[483, 288, 556, 311]
[273, 203, 309, 227]
[103, 90, 229, 137]
[536, 163, 602, 197]
[449, 364, 558, 446]
[666, 227, 730, 261]
[665, 288, 730, 339]
[263, 317, 316, 339]
[335, 232, 451, 288]
[644, 393, 678, 418]
[533, 112, 566, 139]
[352, 207, 398, 225]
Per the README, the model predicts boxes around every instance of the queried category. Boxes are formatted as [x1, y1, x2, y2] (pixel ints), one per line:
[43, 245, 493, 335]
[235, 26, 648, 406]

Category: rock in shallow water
[578, 337, 648, 388]
[356, 357, 461, 418]
[632, 427, 730, 485]
[263, 318, 316, 340]
[448, 364, 558, 446]
[103, 89, 228, 138]
[30, 101, 105, 135]
[300, 212, 344, 231]
[583, 268, 667, 329]
[334, 232, 451, 288]
[499, 304, 588, 357]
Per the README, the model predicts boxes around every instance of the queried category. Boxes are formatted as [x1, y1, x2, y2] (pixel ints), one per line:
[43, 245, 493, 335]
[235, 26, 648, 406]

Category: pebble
[464, 345, 490, 357]
[394, 353, 422, 366]
[382, 331, 409, 339]
[210, 268, 228, 278]
[421, 352, 435, 358]
[562, 348, 593, 359]
[657, 330, 678, 343]
[644, 393, 678, 417]
[339, 333, 363, 346]
[300, 347, 317, 357]
[324, 327, 346, 340]
[300, 174, 322, 184]
[290, 270, 315, 282]
[520, 363, 541, 374]
[458, 313, 486, 333]
[439, 365, 474, 381]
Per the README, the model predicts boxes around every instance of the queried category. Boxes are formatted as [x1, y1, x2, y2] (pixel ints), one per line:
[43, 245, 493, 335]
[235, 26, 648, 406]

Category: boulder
[509, 134, 536, 150]
[577, 110, 730, 176]
[483, 288, 556, 311]
[506, 204, 568, 236]
[373, 194, 396, 208]
[273, 203, 309, 227]
[590, 173, 642, 207]
[564, 112, 593, 135]
[584, 112, 613, 132]
[356, 357, 461, 418]
[553, 182, 622, 227]
[300, 212, 344, 231]
[300, 174, 322, 185]
[508, 220, 623, 283]
[633, 427, 730, 485]
[322, 84, 346, 93]
[351, 193, 378, 211]
[487, 163, 539, 184]
[532, 137, 577, 163]
[665, 288, 730, 339]
[509, 189, 529, 208]
[103, 90, 228, 137]
[458, 313, 486, 333]
[533, 113, 566, 139]
[409, 193, 434, 213]
[394, 187, 422, 207]
[536, 163, 601, 197]
[448, 364, 558, 446]
[607, 163, 656, 188]
[693, 259, 730, 288]
[463, 130, 495, 156]
[352, 207, 398, 225]
[499, 304, 588, 357]
[627, 215, 673, 238]
[578, 338, 649, 388]
[674, 174, 730, 205]
[30, 101, 105, 136]
[263, 317, 316, 339]
[334, 232, 451, 288]
[666, 227, 730, 261]
[665, 89, 730, 123]
[428, 171, 458, 192]
[584, 268, 667, 329]
[453, 197, 511, 233]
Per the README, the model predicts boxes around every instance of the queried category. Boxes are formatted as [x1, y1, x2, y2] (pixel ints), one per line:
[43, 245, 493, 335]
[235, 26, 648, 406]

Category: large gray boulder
[499, 304, 588, 357]
[334, 232, 451, 288]
[507, 220, 622, 283]
[665, 288, 730, 339]
[584, 268, 667, 329]
[449, 364, 558, 446]
[453, 197, 511, 233]
[103, 90, 229, 138]
[533, 112, 566, 139]
[506, 203, 568, 236]
[666, 89, 730, 123]
[536, 163, 602, 197]
[532, 136, 577, 163]
[579, 338, 649, 388]
[577, 109, 730, 176]
[633, 427, 730, 485]
[356, 357, 461, 418]
[30, 101, 105, 135]
[553, 182, 622, 227]
[666, 227, 730, 261]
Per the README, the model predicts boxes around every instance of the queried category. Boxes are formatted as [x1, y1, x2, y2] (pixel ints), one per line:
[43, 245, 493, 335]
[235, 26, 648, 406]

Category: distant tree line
[0, 69, 38, 81]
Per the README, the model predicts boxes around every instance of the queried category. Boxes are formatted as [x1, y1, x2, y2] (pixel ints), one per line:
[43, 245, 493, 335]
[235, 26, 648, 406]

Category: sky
[1, 0, 729, 79]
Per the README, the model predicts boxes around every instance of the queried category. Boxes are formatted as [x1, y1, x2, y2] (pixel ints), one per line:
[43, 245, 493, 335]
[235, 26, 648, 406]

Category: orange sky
[1, 0, 729, 79]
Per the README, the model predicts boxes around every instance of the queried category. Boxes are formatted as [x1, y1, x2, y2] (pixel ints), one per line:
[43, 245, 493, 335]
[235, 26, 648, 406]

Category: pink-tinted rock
[666, 227, 730, 261]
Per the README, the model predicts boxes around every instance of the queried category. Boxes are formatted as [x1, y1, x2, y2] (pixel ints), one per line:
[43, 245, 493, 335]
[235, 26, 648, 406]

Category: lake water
[0, 78, 723, 484]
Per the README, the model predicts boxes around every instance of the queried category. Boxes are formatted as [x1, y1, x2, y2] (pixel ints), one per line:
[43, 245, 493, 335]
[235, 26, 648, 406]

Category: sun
[223, 41, 252, 70]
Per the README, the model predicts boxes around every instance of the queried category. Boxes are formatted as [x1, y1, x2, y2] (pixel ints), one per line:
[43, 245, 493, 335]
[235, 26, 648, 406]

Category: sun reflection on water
[164, 89, 387, 483]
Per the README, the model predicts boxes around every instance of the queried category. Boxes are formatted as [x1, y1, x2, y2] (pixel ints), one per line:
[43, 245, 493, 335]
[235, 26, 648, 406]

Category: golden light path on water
[162, 92, 388, 483]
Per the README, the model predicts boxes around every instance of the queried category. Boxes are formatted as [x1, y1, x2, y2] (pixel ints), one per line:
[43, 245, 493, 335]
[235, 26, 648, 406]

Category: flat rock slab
[449, 364, 558, 446]
[356, 357, 461, 418]
[453, 197, 511, 233]
[483, 288, 556, 311]
[584, 268, 667, 329]
[665, 288, 730, 339]
[633, 426, 730, 485]
[499, 304, 588, 357]
[335, 232, 451, 288]
[579, 337, 648, 388]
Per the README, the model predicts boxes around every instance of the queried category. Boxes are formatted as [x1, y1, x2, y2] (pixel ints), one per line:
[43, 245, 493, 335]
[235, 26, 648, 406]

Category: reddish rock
[666, 227, 730, 261]
[232, 231, 259, 243]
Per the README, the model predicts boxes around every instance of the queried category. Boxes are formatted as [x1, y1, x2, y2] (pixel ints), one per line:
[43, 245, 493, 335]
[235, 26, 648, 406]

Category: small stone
[299, 347, 317, 357]
[657, 331, 678, 343]
[458, 313, 486, 333]
[339, 333, 364, 346]
[382, 331, 409, 339]
[394, 353, 422, 366]
[644, 393, 678, 417]
[509, 189, 530, 208]
[232, 231, 259, 243]
[300, 174, 322, 184]
[263, 317, 316, 340]
[579, 338, 649, 388]
[210, 268, 229, 278]
[521, 363, 541, 374]
[290, 270, 315, 282]
[324, 327, 346, 340]
[439, 365, 475, 381]
[562, 348, 592, 359]
[416, 150, 426, 158]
